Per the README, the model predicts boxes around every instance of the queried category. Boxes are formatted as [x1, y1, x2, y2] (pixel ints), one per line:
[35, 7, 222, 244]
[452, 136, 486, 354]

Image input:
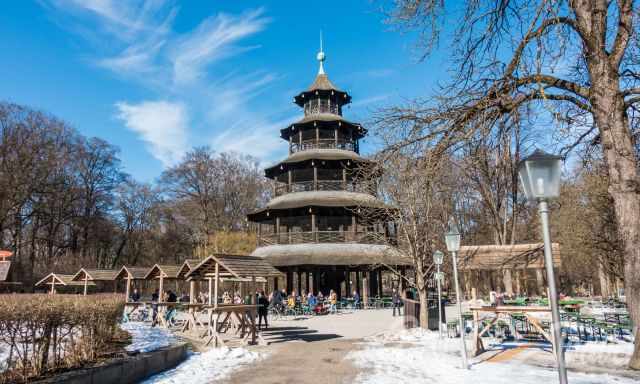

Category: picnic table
[469, 305, 553, 356]
[180, 303, 266, 347]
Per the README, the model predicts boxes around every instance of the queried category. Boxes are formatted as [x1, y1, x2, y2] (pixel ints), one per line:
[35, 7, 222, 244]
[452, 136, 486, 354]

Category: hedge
[0, 294, 125, 383]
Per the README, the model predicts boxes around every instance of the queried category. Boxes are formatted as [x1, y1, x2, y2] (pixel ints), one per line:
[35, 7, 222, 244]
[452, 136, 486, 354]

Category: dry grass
[0, 294, 124, 383]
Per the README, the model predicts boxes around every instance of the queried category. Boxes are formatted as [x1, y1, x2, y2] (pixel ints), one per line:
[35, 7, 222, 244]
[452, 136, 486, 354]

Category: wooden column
[311, 213, 316, 242]
[503, 269, 514, 296]
[342, 168, 347, 189]
[251, 276, 256, 304]
[289, 135, 293, 154]
[286, 268, 293, 294]
[83, 275, 88, 296]
[297, 269, 302, 294]
[275, 216, 280, 244]
[159, 275, 164, 300]
[50, 279, 55, 294]
[299, 131, 302, 148]
[334, 128, 338, 146]
[315, 126, 319, 143]
[313, 166, 318, 190]
[208, 277, 213, 305]
[363, 273, 369, 306]
[356, 271, 361, 294]
[288, 170, 292, 189]
[306, 272, 310, 292]
[125, 275, 132, 302]
[536, 268, 545, 296]
[257, 222, 262, 246]
[214, 264, 219, 308]
[345, 268, 351, 295]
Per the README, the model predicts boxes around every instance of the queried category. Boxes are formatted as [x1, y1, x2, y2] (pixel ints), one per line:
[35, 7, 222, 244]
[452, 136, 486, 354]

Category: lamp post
[518, 149, 567, 384]
[433, 250, 445, 339]
[445, 221, 468, 370]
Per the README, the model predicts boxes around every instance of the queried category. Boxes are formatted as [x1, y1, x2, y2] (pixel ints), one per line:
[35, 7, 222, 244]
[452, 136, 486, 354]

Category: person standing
[392, 289, 402, 317]
[329, 290, 338, 314]
[257, 290, 269, 329]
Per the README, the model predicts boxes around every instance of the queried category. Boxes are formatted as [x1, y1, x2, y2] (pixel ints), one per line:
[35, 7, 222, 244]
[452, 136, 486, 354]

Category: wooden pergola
[70, 268, 118, 295]
[144, 264, 181, 298]
[458, 243, 561, 297]
[114, 266, 151, 301]
[35, 273, 95, 294]
[183, 254, 283, 346]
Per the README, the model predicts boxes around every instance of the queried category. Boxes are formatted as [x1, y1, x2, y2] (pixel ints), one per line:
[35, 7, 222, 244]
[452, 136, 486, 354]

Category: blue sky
[0, 1, 449, 181]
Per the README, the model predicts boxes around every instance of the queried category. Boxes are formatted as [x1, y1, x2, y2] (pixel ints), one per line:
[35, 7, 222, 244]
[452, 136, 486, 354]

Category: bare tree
[385, 0, 640, 367]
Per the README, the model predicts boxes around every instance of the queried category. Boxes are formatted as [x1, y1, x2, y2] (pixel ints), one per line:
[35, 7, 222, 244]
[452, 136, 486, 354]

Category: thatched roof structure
[457, 243, 561, 270]
[263, 191, 386, 210]
[186, 254, 283, 280]
[114, 266, 150, 280]
[71, 268, 118, 281]
[251, 243, 412, 267]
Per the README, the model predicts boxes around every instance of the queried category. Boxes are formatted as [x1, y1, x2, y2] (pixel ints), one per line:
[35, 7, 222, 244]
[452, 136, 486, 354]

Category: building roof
[176, 258, 202, 278]
[264, 190, 386, 211]
[293, 74, 352, 107]
[144, 264, 182, 280]
[307, 74, 342, 92]
[0, 261, 11, 282]
[114, 266, 151, 280]
[71, 268, 118, 281]
[251, 243, 413, 266]
[186, 254, 283, 280]
[281, 114, 366, 140]
[457, 243, 561, 270]
[35, 273, 95, 287]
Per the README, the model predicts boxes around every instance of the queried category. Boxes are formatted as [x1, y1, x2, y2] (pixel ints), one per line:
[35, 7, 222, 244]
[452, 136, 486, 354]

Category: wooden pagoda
[247, 47, 411, 297]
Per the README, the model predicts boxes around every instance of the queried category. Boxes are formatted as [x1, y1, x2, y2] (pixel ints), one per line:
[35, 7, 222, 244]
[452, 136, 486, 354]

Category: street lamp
[433, 250, 444, 339]
[518, 149, 567, 384]
[445, 220, 468, 370]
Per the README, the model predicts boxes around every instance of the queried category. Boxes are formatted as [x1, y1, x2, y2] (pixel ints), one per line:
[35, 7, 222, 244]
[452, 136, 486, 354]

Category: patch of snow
[566, 341, 634, 371]
[348, 328, 636, 384]
[142, 347, 264, 383]
[120, 322, 176, 353]
[0, 343, 9, 372]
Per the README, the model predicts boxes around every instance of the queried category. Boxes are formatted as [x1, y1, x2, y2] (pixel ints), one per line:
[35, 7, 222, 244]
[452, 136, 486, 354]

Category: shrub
[0, 294, 125, 383]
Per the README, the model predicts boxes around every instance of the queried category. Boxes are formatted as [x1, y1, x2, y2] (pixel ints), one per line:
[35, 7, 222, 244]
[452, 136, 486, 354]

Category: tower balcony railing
[274, 180, 376, 197]
[259, 231, 394, 246]
[290, 139, 356, 153]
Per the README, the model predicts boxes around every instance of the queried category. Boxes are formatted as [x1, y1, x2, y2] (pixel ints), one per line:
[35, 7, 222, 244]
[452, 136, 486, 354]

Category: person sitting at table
[257, 290, 269, 329]
[352, 290, 361, 309]
[287, 292, 296, 309]
[301, 290, 307, 305]
[329, 290, 338, 314]
[233, 291, 243, 304]
[130, 288, 141, 302]
[317, 291, 324, 302]
[164, 290, 177, 325]
[223, 291, 232, 304]
[307, 291, 317, 307]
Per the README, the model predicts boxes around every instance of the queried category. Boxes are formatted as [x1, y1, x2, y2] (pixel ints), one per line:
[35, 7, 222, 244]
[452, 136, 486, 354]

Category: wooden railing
[290, 139, 356, 153]
[259, 231, 392, 246]
[274, 180, 376, 196]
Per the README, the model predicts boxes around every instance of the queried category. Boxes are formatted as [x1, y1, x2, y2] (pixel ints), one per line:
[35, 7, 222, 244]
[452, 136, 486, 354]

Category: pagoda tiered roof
[280, 113, 367, 140]
[294, 74, 351, 106]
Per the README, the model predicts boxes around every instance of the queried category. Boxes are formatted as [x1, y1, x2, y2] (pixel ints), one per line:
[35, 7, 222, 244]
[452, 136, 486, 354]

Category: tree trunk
[589, 72, 640, 369]
[415, 269, 430, 328]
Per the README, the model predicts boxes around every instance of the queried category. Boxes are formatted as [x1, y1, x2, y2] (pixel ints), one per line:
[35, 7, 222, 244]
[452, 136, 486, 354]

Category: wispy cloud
[169, 9, 269, 85]
[42, 1, 280, 169]
[115, 100, 188, 167]
[350, 93, 392, 108]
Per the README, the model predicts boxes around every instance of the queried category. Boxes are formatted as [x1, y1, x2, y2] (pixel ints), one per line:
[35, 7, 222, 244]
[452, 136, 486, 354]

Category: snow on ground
[0, 343, 9, 372]
[347, 328, 636, 384]
[566, 341, 635, 371]
[120, 322, 177, 353]
[142, 347, 264, 384]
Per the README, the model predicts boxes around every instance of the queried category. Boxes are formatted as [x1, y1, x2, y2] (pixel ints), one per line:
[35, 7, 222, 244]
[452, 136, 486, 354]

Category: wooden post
[50, 278, 55, 294]
[214, 263, 219, 309]
[208, 277, 213, 305]
[83, 274, 88, 296]
[313, 166, 318, 190]
[536, 268, 545, 296]
[251, 276, 256, 304]
[334, 128, 338, 146]
[311, 213, 317, 242]
[502, 269, 513, 296]
[159, 275, 164, 300]
[125, 275, 132, 302]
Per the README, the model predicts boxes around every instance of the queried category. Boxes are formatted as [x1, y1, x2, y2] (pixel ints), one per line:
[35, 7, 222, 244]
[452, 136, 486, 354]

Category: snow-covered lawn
[347, 328, 636, 384]
[120, 322, 177, 353]
[142, 347, 264, 384]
